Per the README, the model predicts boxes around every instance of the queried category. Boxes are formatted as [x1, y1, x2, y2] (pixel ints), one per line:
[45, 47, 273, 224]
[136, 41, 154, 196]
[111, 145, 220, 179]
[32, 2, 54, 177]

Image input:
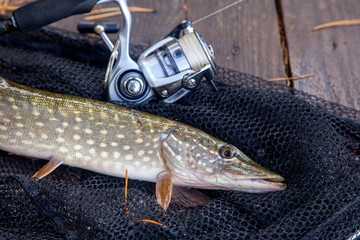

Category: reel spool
[138, 21, 217, 103]
[178, 32, 215, 73]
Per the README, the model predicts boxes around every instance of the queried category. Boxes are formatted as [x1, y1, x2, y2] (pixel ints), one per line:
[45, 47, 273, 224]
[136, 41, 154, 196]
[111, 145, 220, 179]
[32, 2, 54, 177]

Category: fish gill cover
[0, 26, 359, 240]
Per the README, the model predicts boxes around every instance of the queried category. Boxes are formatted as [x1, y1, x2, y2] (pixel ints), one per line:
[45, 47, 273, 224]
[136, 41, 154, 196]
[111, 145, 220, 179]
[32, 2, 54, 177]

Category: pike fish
[0, 77, 286, 210]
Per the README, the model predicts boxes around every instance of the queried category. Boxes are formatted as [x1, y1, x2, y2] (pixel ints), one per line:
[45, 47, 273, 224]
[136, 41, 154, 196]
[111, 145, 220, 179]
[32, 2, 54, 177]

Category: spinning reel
[1, 0, 217, 104]
[92, 0, 217, 103]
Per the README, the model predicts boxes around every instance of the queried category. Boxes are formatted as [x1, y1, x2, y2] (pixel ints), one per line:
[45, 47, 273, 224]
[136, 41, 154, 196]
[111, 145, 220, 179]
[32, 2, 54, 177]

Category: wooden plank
[49, 0, 185, 46]
[44, 0, 287, 80]
[130, 0, 185, 45]
[282, 0, 360, 110]
[186, 0, 286, 79]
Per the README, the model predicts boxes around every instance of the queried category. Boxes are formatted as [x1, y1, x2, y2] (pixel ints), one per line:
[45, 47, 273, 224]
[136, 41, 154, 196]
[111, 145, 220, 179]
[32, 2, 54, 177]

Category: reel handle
[13, 0, 98, 32]
[77, 22, 120, 34]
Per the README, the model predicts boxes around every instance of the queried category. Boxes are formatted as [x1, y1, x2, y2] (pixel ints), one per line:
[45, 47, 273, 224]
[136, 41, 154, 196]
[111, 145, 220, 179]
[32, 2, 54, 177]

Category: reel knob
[77, 21, 120, 34]
[116, 71, 150, 102]
[126, 78, 143, 95]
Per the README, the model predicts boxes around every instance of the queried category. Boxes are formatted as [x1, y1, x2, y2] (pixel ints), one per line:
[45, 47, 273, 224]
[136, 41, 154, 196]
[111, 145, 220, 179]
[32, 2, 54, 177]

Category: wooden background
[7, 0, 360, 111]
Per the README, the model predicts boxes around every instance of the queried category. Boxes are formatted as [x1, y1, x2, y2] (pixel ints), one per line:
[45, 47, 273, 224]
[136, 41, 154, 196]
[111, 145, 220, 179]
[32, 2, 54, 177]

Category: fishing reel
[0, 0, 217, 104]
[91, 0, 217, 103]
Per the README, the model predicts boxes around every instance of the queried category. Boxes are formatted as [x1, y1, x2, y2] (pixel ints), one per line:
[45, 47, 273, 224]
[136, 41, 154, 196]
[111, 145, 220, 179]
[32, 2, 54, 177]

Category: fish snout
[219, 155, 287, 192]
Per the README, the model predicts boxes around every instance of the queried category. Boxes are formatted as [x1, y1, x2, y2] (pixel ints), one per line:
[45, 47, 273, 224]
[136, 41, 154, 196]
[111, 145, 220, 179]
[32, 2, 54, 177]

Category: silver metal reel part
[96, 0, 217, 104]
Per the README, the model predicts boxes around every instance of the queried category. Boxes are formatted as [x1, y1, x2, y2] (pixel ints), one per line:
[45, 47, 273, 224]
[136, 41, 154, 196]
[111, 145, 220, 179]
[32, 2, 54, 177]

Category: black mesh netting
[0, 26, 360, 240]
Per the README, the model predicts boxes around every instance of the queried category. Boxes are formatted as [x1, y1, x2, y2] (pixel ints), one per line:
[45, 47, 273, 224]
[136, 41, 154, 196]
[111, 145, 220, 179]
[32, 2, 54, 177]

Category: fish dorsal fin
[172, 186, 210, 207]
[156, 171, 173, 211]
[31, 159, 63, 181]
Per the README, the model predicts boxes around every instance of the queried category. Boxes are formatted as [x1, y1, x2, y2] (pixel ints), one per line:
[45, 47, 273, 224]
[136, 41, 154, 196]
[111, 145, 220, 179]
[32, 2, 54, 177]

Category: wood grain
[49, 0, 185, 46]
[282, 0, 360, 110]
[186, 0, 286, 79]
[49, 0, 285, 80]
[130, 0, 185, 45]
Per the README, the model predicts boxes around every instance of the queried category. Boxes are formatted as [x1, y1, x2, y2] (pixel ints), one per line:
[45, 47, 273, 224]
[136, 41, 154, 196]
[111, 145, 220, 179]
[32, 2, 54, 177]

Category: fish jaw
[216, 166, 287, 193]
[235, 178, 287, 193]
[160, 127, 286, 192]
[211, 153, 287, 192]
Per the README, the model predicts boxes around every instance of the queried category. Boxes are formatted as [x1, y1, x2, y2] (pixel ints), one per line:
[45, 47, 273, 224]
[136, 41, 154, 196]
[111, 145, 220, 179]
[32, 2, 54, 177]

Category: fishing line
[192, 0, 243, 25]
[178, 33, 209, 70]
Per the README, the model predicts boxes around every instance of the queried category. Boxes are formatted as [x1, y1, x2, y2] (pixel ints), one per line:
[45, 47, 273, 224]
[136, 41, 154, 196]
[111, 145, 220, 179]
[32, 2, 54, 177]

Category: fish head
[161, 128, 286, 192]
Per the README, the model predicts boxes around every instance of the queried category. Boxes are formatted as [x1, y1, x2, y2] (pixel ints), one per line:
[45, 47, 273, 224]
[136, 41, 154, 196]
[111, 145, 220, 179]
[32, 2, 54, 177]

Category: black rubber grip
[101, 22, 120, 33]
[77, 21, 96, 33]
[78, 21, 120, 34]
[13, 0, 98, 32]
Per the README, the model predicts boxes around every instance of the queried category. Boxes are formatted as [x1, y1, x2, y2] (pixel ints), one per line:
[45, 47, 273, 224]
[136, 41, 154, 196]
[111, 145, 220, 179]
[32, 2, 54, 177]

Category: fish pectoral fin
[172, 186, 211, 207]
[31, 159, 63, 181]
[156, 171, 173, 211]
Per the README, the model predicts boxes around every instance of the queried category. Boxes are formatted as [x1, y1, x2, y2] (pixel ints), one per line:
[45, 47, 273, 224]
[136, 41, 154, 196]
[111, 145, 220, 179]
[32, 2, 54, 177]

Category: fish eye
[219, 145, 236, 159]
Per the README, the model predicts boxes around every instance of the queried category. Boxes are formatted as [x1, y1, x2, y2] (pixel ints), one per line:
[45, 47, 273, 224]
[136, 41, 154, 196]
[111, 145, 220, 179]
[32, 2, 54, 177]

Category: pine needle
[125, 169, 131, 222]
[124, 169, 163, 226]
[85, 6, 154, 15]
[0, 0, 9, 15]
[12, 0, 33, 5]
[85, 7, 119, 15]
[84, 7, 155, 21]
[0, 0, 34, 13]
[138, 219, 163, 226]
[313, 19, 360, 31]
[0, 2, 154, 20]
[267, 73, 314, 82]
[0, 5, 16, 11]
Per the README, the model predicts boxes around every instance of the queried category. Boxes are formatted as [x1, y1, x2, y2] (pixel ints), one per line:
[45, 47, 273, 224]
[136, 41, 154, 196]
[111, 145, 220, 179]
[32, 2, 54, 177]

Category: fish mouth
[262, 176, 285, 183]
[218, 168, 287, 192]
[249, 175, 287, 192]
[228, 154, 287, 192]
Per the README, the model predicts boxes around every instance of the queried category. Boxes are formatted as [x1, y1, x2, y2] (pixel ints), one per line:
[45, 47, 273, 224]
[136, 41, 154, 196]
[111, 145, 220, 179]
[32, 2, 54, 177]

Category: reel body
[97, 0, 217, 103]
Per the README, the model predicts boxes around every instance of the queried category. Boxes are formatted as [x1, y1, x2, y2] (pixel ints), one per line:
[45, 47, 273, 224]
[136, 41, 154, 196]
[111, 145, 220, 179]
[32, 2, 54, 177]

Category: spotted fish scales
[0, 77, 286, 210]
[0, 78, 170, 182]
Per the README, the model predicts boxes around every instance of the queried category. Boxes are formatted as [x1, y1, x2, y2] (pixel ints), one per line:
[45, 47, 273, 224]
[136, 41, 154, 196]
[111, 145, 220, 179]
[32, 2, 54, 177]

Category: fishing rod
[0, 0, 240, 104]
